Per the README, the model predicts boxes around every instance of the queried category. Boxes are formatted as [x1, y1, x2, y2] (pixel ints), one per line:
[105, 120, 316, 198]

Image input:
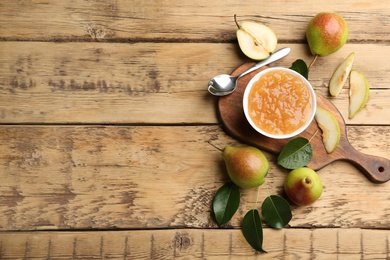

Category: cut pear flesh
[349, 70, 370, 119]
[329, 52, 355, 97]
[236, 21, 277, 60]
[315, 106, 341, 153]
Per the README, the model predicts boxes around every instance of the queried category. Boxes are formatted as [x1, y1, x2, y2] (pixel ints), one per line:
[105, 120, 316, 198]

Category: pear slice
[315, 106, 341, 153]
[235, 16, 277, 60]
[349, 70, 370, 119]
[329, 52, 355, 97]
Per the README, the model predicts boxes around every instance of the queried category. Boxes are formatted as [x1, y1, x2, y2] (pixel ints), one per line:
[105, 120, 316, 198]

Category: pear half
[315, 106, 341, 153]
[235, 17, 277, 60]
[329, 52, 355, 97]
[349, 70, 370, 119]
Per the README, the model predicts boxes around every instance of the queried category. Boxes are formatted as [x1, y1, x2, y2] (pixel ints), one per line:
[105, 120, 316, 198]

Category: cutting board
[218, 63, 390, 183]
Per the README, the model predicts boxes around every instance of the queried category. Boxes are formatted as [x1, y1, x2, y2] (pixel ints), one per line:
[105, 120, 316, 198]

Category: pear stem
[254, 185, 261, 208]
[234, 14, 240, 29]
[304, 177, 312, 185]
[308, 54, 319, 71]
[207, 141, 223, 152]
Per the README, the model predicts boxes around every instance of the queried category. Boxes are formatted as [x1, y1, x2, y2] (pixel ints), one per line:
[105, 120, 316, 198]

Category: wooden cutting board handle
[341, 144, 390, 183]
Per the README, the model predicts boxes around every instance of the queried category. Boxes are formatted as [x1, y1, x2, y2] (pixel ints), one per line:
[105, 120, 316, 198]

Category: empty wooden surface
[0, 0, 389, 259]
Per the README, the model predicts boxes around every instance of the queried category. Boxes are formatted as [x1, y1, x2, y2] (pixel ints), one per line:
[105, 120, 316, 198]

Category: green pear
[222, 146, 269, 189]
[284, 167, 323, 206]
[306, 12, 348, 56]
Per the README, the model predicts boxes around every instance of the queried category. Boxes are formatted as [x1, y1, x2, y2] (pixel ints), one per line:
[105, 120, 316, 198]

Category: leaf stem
[309, 129, 319, 143]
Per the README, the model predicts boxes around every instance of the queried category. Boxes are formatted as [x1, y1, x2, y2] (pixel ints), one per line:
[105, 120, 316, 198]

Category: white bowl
[243, 67, 317, 139]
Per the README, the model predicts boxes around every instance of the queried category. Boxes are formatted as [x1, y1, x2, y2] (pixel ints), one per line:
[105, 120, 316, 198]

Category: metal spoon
[207, 47, 291, 96]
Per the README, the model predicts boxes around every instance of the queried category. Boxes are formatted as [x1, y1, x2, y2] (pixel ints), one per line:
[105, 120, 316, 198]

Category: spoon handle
[237, 47, 291, 79]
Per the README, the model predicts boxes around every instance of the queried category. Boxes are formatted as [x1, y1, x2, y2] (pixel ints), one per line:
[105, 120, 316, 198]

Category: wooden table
[0, 1, 389, 258]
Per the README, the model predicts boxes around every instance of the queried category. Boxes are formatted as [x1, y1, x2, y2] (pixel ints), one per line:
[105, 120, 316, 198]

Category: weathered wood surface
[0, 125, 389, 230]
[0, 1, 389, 42]
[0, 0, 389, 258]
[1, 42, 390, 124]
[1, 229, 389, 259]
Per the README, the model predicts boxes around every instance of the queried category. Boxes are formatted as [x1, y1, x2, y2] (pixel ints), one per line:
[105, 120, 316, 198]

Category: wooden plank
[1, 42, 389, 124]
[0, 228, 388, 259]
[0, 1, 389, 42]
[0, 125, 389, 231]
[1, 0, 388, 258]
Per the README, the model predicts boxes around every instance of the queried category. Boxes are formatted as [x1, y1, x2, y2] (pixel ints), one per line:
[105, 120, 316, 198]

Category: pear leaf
[290, 59, 309, 79]
[261, 195, 292, 229]
[212, 182, 240, 226]
[277, 137, 313, 169]
[242, 209, 267, 253]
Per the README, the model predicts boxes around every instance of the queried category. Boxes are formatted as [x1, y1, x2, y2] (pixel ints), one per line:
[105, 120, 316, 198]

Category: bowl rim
[243, 67, 317, 139]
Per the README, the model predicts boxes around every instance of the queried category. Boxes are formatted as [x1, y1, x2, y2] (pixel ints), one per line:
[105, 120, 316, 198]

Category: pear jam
[247, 69, 313, 136]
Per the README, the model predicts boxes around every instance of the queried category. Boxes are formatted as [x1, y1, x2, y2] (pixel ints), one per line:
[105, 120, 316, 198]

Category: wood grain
[0, 0, 389, 257]
[1, 42, 390, 124]
[0, 229, 389, 259]
[0, 126, 389, 230]
[0, 0, 389, 42]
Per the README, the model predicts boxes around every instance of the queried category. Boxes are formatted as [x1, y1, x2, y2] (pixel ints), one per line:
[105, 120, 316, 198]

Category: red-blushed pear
[306, 12, 348, 70]
[284, 167, 323, 206]
[222, 146, 269, 189]
[306, 12, 348, 56]
[234, 15, 278, 61]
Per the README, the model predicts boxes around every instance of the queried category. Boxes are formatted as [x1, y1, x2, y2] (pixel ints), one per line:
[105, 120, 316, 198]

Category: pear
[222, 146, 269, 189]
[315, 106, 341, 153]
[329, 52, 355, 97]
[284, 167, 323, 206]
[234, 15, 278, 60]
[349, 70, 370, 119]
[306, 12, 348, 57]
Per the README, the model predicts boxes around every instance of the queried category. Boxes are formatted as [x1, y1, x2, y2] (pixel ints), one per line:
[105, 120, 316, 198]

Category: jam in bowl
[243, 67, 316, 139]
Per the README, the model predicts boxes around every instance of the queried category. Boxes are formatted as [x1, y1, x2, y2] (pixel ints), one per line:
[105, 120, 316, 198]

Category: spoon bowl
[208, 74, 239, 96]
[207, 47, 291, 96]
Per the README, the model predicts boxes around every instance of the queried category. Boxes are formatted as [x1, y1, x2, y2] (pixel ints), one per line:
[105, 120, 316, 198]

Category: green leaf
[242, 209, 266, 252]
[290, 59, 309, 79]
[277, 137, 313, 169]
[212, 182, 240, 226]
[261, 195, 292, 229]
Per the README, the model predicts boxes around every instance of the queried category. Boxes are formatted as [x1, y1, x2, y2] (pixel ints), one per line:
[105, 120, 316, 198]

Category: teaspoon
[207, 47, 291, 96]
